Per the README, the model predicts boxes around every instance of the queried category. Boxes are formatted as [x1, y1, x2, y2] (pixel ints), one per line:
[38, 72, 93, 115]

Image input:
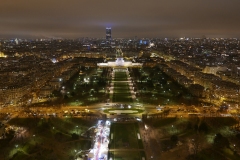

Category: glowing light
[51, 58, 57, 63]
[145, 125, 148, 130]
[105, 120, 111, 125]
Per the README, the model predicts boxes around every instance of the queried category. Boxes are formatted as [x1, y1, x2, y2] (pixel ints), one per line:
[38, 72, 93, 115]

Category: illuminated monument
[115, 48, 125, 66]
[97, 48, 142, 68]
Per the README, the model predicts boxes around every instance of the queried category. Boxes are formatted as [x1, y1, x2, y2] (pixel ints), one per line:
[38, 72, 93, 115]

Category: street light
[76, 126, 78, 134]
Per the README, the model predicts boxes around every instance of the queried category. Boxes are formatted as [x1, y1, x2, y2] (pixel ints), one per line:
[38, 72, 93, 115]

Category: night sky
[0, 0, 240, 38]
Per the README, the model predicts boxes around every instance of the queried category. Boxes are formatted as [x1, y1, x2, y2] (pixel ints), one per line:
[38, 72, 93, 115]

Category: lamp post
[76, 126, 79, 134]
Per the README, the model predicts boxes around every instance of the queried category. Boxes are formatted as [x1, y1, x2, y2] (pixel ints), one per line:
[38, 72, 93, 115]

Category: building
[39, 85, 53, 98]
[97, 48, 142, 68]
[106, 27, 111, 40]
[188, 84, 205, 97]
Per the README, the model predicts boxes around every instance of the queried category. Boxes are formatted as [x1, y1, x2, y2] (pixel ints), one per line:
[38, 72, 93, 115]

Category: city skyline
[0, 0, 240, 39]
[1, 31, 240, 159]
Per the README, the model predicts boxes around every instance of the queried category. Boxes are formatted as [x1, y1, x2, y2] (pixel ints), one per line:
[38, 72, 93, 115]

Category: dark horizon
[1, 0, 240, 39]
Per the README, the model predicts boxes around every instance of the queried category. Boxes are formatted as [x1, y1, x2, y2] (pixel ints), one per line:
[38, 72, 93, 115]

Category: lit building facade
[106, 27, 111, 40]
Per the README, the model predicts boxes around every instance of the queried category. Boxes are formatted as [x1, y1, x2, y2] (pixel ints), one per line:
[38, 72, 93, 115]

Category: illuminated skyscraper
[106, 27, 111, 40]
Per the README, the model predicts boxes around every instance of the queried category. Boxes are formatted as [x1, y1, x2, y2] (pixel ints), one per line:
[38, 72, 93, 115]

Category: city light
[0, 26, 240, 160]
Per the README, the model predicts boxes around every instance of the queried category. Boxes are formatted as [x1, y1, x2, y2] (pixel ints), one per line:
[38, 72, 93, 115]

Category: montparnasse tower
[106, 27, 111, 40]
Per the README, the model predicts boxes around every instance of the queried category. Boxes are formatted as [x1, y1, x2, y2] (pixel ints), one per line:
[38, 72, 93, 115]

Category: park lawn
[114, 72, 128, 81]
[109, 151, 146, 160]
[112, 92, 132, 103]
[103, 108, 144, 114]
[134, 123, 144, 149]
[150, 117, 178, 128]
[195, 147, 240, 160]
[109, 123, 140, 149]
[113, 71, 133, 103]
[204, 117, 238, 129]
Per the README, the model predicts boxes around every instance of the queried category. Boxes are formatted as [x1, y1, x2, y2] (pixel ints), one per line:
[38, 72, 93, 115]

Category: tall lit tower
[106, 27, 111, 40]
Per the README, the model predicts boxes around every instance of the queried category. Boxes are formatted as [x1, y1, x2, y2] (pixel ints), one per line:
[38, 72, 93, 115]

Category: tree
[71, 133, 79, 140]
[189, 134, 205, 157]
[236, 133, 240, 139]
[52, 90, 61, 97]
[71, 92, 75, 97]
[171, 135, 178, 145]
[55, 132, 63, 141]
[214, 133, 229, 149]
[187, 122, 192, 130]
[198, 121, 209, 133]
[194, 124, 198, 131]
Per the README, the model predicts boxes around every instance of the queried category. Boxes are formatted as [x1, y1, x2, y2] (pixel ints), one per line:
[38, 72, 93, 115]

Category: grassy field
[108, 151, 146, 160]
[109, 122, 145, 160]
[109, 122, 143, 149]
[112, 71, 133, 103]
[114, 72, 128, 81]
[103, 108, 144, 114]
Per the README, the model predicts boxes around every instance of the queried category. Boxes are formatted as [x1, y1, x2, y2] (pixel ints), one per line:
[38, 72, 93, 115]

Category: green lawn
[112, 71, 133, 103]
[114, 72, 128, 81]
[103, 108, 144, 114]
[109, 123, 142, 149]
[108, 151, 146, 160]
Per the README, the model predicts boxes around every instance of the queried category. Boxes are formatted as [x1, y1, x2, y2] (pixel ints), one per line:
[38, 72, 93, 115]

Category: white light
[145, 125, 148, 130]
[106, 120, 111, 125]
